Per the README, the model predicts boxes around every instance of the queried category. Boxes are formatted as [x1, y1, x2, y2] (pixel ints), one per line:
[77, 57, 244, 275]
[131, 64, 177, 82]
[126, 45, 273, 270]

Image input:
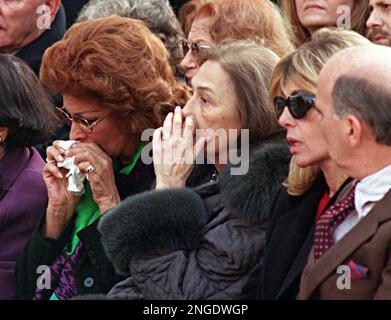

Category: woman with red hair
[180, 0, 294, 82]
[15, 16, 189, 300]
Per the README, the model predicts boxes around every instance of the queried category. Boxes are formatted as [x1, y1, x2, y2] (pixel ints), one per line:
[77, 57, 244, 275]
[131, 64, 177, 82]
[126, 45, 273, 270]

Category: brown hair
[40, 16, 190, 136]
[268, 28, 371, 195]
[188, 0, 294, 57]
[204, 41, 280, 144]
[281, 0, 369, 47]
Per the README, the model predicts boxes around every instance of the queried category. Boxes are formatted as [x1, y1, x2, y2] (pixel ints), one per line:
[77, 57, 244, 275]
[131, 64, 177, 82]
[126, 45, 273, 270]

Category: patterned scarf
[34, 145, 144, 300]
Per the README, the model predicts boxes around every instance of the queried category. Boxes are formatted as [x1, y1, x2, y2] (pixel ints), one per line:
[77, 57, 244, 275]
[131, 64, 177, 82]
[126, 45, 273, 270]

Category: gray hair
[332, 75, 391, 146]
[77, 0, 184, 75]
[203, 41, 281, 144]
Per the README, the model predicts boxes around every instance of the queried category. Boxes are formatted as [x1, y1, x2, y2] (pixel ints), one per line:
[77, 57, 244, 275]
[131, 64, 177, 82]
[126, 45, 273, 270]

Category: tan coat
[298, 189, 391, 300]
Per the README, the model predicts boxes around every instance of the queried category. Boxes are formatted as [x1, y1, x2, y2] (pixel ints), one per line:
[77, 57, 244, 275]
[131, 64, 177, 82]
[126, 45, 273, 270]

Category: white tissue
[57, 140, 86, 196]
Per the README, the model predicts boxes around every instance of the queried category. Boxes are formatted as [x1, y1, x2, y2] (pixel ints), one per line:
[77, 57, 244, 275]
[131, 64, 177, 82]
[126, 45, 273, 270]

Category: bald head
[318, 44, 391, 123]
[315, 44, 391, 179]
[319, 44, 391, 94]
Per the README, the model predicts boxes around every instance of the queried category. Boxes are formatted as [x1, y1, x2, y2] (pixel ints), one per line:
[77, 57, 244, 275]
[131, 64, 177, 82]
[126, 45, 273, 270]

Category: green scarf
[49, 144, 144, 300]
[65, 144, 144, 256]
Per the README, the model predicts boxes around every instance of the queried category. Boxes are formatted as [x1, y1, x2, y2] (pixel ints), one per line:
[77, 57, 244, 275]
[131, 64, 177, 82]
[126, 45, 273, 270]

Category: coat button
[83, 277, 94, 288]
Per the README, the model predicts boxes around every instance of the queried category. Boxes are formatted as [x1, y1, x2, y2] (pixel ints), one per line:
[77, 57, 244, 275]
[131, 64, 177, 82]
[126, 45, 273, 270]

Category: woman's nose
[180, 49, 198, 74]
[182, 99, 193, 118]
[69, 122, 88, 141]
[278, 106, 295, 129]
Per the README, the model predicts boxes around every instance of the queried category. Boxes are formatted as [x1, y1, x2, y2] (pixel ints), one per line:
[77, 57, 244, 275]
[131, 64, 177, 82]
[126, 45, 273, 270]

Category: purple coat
[0, 147, 47, 300]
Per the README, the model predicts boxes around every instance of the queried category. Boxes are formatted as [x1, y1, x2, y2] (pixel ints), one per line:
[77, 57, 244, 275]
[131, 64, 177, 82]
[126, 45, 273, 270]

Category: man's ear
[44, 0, 61, 18]
[345, 115, 362, 148]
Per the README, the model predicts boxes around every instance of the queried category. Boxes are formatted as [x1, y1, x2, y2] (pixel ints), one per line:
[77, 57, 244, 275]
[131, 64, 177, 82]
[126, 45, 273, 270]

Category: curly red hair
[188, 0, 294, 57]
[40, 16, 190, 136]
[178, 0, 206, 37]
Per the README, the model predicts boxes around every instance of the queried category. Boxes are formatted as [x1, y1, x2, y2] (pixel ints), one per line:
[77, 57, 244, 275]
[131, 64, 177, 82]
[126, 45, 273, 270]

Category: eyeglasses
[56, 106, 109, 133]
[181, 39, 211, 57]
[274, 92, 316, 119]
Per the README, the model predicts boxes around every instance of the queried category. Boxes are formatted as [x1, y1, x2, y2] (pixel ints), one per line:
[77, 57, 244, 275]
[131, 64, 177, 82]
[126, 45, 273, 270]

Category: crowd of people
[1, 0, 391, 301]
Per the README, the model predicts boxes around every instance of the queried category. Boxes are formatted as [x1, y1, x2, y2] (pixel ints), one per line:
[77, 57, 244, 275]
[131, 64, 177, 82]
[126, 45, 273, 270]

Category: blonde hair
[269, 28, 371, 195]
[280, 0, 369, 47]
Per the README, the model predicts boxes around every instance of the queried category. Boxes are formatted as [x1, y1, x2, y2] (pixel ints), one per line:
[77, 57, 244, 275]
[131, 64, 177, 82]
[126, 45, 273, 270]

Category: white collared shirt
[333, 164, 391, 243]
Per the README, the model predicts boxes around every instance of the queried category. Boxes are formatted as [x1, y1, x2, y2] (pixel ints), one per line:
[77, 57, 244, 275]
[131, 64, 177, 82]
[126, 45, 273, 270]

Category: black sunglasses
[181, 40, 211, 57]
[274, 92, 316, 119]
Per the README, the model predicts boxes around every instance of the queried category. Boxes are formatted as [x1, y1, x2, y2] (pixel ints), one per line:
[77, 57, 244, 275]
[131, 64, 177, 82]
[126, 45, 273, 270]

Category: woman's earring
[0, 137, 2, 143]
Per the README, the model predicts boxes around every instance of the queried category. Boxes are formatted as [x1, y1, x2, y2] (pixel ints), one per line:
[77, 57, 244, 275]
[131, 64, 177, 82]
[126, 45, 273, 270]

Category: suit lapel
[301, 189, 391, 299]
[276, 177, 352, 299]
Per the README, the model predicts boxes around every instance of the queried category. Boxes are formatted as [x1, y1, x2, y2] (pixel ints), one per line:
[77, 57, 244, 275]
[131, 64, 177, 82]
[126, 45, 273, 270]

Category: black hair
[0, 54, 60, 150]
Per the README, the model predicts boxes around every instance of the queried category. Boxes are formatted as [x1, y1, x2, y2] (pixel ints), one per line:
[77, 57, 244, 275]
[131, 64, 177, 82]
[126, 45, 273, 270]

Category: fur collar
[98, 132, 291, 274]
[219, 133, 291, 224]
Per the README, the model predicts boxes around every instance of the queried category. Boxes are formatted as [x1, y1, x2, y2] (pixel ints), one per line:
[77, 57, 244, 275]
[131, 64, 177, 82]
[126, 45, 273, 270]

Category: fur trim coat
[97, 134, 291, 300]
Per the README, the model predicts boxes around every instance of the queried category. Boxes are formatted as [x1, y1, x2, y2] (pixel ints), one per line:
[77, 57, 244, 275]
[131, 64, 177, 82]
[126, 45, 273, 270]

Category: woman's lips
[304, 4, 325, 11]
[287, 137, 299, 144]
[287, 137, 300, 154]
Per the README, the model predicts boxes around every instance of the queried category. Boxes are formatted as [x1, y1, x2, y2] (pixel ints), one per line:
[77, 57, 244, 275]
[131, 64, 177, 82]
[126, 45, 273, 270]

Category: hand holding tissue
[56, 140, 86, 196]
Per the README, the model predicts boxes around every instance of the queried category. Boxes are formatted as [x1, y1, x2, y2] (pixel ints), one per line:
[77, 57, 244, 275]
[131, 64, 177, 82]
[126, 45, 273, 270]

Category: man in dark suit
[169, 0, 188, 15]
[0, 0, 65, 75]
[298, 44, 391, 299]
[62, 0, 88, 29]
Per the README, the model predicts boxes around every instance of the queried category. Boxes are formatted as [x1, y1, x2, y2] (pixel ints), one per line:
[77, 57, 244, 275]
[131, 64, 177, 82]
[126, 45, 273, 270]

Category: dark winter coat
[241, 175, 352, 300]
[97, 134, 291, 300]
[62, 0, 89, 29]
